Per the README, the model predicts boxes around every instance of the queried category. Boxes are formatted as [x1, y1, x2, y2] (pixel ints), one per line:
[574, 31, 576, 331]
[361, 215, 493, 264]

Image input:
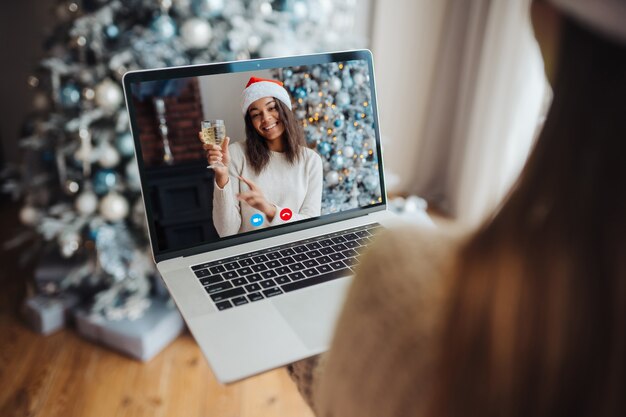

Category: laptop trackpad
[272, 276, 352, 350]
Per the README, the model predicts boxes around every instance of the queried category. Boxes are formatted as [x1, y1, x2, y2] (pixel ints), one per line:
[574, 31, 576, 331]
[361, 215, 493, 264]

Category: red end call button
[279, 208, 293, 221]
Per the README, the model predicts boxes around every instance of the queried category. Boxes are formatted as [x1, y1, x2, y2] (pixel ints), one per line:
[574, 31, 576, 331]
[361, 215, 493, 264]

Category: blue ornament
[295, 87, 307, 99]
[330, 154, 345, 170]
[93, 169, 119, 195]
[317, 141, 332, 156]
[60, 82, 81, 108]
[192, 0, 225, 18]
[333, 118, 344, 128]
[151, 15, 177, 41]
[104, 24, 119, 39]
[116, 132, 135, 158]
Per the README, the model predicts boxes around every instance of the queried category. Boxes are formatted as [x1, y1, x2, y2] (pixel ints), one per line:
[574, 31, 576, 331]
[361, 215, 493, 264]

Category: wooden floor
[0, 201, 314, 417]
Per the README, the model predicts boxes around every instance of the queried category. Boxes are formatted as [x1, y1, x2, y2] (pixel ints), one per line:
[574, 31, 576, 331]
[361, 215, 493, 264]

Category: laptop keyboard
[191, 223, 382, 311]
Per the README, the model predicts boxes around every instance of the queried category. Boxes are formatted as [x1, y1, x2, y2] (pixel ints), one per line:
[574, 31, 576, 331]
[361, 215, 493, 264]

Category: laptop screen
[123, 50, 385, 260]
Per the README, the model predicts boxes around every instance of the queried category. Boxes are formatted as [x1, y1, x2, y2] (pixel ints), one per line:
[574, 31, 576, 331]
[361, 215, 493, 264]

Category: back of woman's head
[430, 16, 626, 417]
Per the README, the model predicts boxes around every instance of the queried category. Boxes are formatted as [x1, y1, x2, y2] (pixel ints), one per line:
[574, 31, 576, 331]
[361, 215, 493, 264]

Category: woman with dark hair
[206, 77, 323, 237]
[288, 1, 626, 416]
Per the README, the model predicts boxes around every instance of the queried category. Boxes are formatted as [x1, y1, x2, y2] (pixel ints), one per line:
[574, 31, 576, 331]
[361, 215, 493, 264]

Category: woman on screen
[205, 76, 323, 237]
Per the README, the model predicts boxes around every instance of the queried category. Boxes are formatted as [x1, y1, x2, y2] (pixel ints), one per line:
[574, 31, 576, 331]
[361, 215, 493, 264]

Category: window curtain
[371, 0, 547, 226]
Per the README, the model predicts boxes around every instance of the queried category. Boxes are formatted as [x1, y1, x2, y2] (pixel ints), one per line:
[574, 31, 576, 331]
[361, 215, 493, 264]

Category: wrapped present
[21, 293, 80, 335]
[75, 298, 184, 361]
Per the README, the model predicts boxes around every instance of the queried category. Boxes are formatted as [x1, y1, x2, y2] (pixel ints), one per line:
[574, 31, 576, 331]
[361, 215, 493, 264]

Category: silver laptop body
[123, 50, 401, 383]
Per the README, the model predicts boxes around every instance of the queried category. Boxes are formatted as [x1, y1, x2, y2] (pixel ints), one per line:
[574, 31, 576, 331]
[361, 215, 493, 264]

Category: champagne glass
[199, 119, 226, 169]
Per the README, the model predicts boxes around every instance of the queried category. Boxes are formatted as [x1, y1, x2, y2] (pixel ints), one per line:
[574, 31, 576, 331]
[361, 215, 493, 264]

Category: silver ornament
[75, 190, 99, 215]
[100, 192, 129, 222]
[95, 79, 123, 112]
[180, 18, 212, 49]
[325, 170, 339, 186]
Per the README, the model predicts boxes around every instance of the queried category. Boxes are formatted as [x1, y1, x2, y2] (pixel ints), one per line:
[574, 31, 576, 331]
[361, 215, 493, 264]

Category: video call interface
[130, 59, 383, 253]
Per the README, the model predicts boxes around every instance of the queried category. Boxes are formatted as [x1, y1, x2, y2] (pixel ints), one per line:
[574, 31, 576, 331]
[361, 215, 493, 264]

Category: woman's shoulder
[229, 140, 246, 161]
[300, 146, 322, 166]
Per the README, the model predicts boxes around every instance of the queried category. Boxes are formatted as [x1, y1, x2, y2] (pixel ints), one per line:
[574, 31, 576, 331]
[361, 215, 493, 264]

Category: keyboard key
[355, 244, 369, 253]
[252, 263, 268, 272]
[261, 270, 278, 279]
[266, 260, 281, 269]
[289, 263, 305, 271]
[209, 265, 226, 274]
[319, 239, 334, 247]
[261, 279, 277, 289]
[355, 230, 371, 238]
[224, 261, 240, 270]
[194, 269, 210, 278]
[232, 277, 248, 286]
[252, 255, 269, 263]
[289, 271, 305, 280]
[330, 261, 346, 270]
[343, 257, 358, 266]
[205, 281, 233, 294]
[280, 248, 296, 257]
[279, 256, 296, 265]
[320, 247, 334, 255]
[216, 300, 233, 310]
[344, 240, 360, 249]
[343, 249, 358, 257]
[238, 258, 254, 267]
[192, 262, 211, 271]
[306, 242, 322, 250]
[248, 292, 264, 302]
[307, 250, 322, 258]
[357, 237, 371, 246]
[245, 283, 262, 292]
[276, 266, 291, 275]
[332, 243, 347, 252]
[200, 276, 223, 286]
[317, 255, 332, 264]
[293, 253, 308, 262]
[232, 296, 249, 306]
[223, 271, 238, 280]
[344, 233, 358, 241]
[237, 267, 253, 276]
[303, 268, 318, 278]
[317, 264, 332, 274]
[275, 276, 291, 285]
[247, 273, 263, 283]
[331, 236, 347, 244]
[211, 287, 245, 302]
[329, 252, 345, 261]
[262, 287, 283, 298]
[303, 259, 319, 268]
[281, 268, 351, 293]
[266, 251, 282, 260]
[293, 245, 308, 253]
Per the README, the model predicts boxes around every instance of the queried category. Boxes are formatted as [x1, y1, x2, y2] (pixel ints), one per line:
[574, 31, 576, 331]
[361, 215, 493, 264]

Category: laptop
[122, 49, 405, 383]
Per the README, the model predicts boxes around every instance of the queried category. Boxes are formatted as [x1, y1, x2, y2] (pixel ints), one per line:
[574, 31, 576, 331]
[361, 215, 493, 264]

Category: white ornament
[100, 192, 129, 222]
[19, 205, 40, 226]
[58, 231, 82, 258]
[75, 190, 99, 215]
[353, 72, 365, 86]
[343, 145, 355, 158]
[325, 170, 339, 186]
[98, 142, 121, 168]
[329, 76, 342, 93]
[180, 18, 212, 49]
[95, 78, 123, 112]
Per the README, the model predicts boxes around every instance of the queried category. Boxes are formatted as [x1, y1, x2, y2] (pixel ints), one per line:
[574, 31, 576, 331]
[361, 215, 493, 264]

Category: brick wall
[132, 78, 205, 167]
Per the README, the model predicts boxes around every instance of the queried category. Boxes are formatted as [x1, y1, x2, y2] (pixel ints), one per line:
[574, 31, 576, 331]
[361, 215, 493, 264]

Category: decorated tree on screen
[6, 0, 363, 320]
[276, 60, 381, 214]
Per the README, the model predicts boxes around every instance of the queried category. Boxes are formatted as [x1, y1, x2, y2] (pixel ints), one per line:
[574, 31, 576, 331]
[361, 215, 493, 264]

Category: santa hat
[549, 0, 626, 44]
[241, 76, 292, 115]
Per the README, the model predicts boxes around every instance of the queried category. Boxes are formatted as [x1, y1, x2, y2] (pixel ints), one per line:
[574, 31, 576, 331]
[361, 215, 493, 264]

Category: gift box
[21, 293, 80, 335]
[75, 298, 184, 361]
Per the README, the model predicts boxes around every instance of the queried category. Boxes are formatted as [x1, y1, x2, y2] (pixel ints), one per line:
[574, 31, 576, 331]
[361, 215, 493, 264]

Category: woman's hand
[237, 176, 277, 221]
[201, 136, 230, 187]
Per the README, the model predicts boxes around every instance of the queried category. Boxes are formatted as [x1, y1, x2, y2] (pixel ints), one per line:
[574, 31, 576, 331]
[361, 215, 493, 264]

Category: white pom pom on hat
[241, 76, 292, 115]
[549, 0, 626, 44]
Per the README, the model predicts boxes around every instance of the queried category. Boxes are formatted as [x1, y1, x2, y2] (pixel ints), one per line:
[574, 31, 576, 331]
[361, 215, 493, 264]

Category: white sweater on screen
[212, 140, 323, 237]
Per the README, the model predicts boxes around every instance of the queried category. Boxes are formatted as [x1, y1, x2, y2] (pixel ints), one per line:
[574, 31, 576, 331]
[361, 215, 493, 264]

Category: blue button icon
[250, 213, 264, 227]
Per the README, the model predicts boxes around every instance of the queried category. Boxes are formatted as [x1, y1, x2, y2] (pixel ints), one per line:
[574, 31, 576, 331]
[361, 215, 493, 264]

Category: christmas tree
[276, 60, 381, 214]
[8, 0, 363, 324]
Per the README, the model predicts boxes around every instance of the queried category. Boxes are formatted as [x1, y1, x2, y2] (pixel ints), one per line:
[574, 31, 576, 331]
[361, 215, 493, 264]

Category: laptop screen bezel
[122, 49, 387, 262]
